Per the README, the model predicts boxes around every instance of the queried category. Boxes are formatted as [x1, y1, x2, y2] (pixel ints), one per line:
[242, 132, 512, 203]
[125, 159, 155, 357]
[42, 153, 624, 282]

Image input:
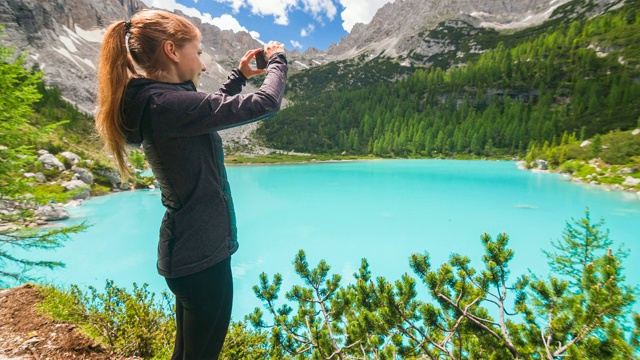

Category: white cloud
[300, 23, 314, 37]
[300, 0, 337, 20]
[215, 0, 297, 25]
[338, 0, 395, 32]
[212, 13, 248, 33]
[250, 31, 263, 43]
[290, 40, 303, 49]
[214, 0, 336, 26]
[140, 0, 260, 38]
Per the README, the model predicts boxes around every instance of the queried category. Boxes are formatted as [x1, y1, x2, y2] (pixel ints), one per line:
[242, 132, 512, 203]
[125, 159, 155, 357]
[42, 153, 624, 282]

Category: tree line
[258, 0, 640, 158]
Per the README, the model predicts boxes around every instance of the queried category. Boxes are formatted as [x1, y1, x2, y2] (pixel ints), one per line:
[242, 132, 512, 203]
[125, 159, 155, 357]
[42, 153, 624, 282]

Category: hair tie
[124, 21, 132, 34]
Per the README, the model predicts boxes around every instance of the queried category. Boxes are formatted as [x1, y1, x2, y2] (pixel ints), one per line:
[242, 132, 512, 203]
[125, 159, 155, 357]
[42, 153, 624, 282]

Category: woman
[95, 9, 287, 359]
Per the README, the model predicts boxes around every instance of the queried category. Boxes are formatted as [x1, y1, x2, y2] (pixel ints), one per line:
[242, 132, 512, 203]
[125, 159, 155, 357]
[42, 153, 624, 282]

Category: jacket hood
[122, 77, 196, 145]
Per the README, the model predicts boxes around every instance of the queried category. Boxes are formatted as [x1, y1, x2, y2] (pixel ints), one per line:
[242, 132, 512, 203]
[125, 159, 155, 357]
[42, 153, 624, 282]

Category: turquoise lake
[22, 160, 640, 320]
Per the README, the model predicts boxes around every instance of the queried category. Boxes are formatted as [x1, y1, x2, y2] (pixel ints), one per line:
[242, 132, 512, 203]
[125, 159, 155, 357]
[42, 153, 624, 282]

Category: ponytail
[96, 20, 136, 180]
[96, 10, 200, 180]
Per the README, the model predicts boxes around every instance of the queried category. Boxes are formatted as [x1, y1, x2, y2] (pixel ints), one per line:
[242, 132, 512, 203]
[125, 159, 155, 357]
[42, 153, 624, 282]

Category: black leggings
[165, 258, 233, 360]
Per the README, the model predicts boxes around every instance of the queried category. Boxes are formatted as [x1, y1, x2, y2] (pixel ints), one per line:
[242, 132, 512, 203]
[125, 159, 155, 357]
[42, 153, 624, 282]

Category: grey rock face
[531, 159, 549, 170]
[71, 186, 91, 200]
[38, 153, 65, 171]
[36, 204, 70, 221]
[34, 172, 46, 183]
[326, 0, 573, 61]
[93, 167, 121, 187]
[72, 165, 94, 184]
[62, 179, 87, 191]
[623, 177, 640, 187]
[60, 151, 81, 166]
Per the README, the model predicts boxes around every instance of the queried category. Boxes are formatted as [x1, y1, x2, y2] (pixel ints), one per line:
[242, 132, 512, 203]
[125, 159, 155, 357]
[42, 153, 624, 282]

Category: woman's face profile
[175, 39, 207, 87]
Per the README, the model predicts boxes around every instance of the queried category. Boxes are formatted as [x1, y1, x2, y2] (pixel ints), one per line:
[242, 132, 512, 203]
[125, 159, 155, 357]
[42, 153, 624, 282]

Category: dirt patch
[0, 284, 133, 360]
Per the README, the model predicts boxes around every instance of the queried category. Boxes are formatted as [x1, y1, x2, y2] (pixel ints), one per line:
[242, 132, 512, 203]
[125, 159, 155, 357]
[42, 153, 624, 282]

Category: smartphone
[256, 49, 268, 70]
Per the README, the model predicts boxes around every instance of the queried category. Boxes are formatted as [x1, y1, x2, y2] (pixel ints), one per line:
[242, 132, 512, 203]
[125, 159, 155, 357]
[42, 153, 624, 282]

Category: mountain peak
[326, 0, 574, 61]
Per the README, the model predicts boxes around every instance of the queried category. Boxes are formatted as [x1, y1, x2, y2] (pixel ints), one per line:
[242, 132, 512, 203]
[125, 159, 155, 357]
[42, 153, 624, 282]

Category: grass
[37, 284, 86, 324]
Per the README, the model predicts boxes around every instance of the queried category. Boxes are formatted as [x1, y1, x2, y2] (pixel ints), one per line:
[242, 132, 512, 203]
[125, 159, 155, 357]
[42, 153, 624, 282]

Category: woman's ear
[163, 41, 179, 63]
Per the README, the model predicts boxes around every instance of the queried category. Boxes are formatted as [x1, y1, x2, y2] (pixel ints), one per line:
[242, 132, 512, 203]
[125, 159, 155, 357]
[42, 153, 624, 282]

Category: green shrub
[40, 281, 175, 359]
[41, 168, 61, 180]
[40, 141, 64, 154]
[90, 184, 111, 196]
[76, 160, 89, 168]
[25, 160, 44, 173]
[597, 175, 625, 185]
[93, 174, 113, 188]
[574, 164, 598, 179]
[39, 282, 270, 360]
[30, 184, 73, 204]
[37, 284, 87, 324]
[129, 149, 146, 170]
[56, 155, 71, 170]
[558, 159, 584, 174]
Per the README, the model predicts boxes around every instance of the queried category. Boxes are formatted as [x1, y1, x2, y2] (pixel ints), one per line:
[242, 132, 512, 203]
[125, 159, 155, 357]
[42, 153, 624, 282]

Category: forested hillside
[258, 0, 640, 158]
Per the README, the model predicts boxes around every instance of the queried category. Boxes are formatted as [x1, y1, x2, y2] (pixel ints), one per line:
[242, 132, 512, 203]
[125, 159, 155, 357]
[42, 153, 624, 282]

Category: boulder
[36, 204, 69, 221]
[24, 172, 46, 183]
[93, 167, 121, 188]
[622, 177, 640, 187]
[0, 224, 20, 232]
[580, 140, 592, 147]
[60, 151, 81, 166]
[34, 172, 46, 183]
[72, 166, 94, 184]
[531, 159, 548, 170]
[62, 180, 87, 191]
[38, 154, 65, 171]
[632, 129, 640, 135]
[60, 180, 90, 200]
[71, 187, 90, 200]
[37, 149, 49, 155]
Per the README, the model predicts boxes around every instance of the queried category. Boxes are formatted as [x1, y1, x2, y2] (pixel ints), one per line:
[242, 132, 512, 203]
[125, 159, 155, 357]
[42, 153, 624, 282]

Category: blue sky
[140, 0, 395, 52]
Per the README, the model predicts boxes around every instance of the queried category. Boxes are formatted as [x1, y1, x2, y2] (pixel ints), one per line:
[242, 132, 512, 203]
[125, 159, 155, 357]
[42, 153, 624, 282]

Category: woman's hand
[238, 49, 265, 79]
[238, 41, 284, 79]
[263, 41, 285, 61]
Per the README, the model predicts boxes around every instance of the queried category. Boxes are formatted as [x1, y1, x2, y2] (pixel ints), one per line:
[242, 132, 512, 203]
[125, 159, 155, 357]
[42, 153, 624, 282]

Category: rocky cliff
[325, 0, 572, 61]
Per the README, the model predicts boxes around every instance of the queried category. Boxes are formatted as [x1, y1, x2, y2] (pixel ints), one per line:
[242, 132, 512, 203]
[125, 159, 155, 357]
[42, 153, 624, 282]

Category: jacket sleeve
[149, 53, 288, 140]
[216, 68, 247, 96]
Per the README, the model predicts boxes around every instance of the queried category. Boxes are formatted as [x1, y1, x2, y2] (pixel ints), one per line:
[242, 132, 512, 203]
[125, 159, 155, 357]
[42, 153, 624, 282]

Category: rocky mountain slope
[325, 0, 567, 60]
[322, 0, 627, 64]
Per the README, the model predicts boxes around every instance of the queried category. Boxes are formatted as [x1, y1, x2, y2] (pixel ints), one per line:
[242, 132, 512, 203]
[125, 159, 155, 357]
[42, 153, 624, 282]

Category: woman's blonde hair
[96, 9, 200, 179]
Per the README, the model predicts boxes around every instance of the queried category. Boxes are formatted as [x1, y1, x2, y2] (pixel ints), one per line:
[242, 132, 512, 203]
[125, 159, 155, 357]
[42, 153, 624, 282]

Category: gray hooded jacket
[122, 53, 287, 278]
